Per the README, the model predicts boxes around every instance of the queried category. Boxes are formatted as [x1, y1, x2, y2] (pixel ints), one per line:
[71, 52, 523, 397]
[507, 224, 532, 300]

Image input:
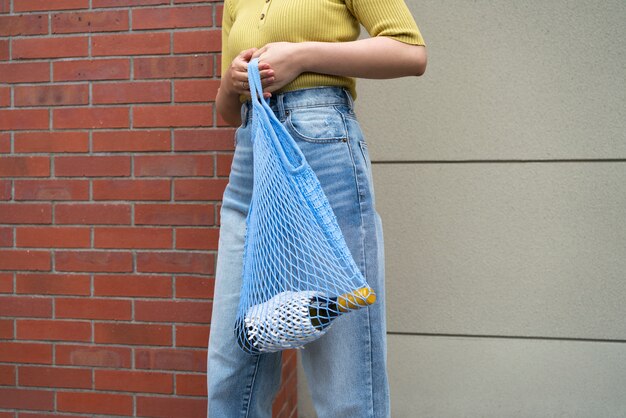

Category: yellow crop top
[221, 0, 426, 103]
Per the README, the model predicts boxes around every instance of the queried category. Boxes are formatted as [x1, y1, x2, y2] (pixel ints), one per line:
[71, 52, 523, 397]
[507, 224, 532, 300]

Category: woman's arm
[302, 37, 427, 78]
[250, 36, 427, 94]
[218, 37, 427, 126]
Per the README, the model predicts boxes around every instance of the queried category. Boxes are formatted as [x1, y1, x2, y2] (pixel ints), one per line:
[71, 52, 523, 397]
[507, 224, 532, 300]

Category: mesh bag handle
[234, 58, 376, 354]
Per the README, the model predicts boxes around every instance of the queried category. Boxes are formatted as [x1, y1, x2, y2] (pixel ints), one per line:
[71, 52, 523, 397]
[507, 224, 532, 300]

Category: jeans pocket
[358, 140, 371, 171]
[285, 106, 348, 143]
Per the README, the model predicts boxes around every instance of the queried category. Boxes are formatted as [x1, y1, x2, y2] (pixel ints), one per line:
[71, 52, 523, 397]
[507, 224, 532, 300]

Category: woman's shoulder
[224, 0, 237, 18]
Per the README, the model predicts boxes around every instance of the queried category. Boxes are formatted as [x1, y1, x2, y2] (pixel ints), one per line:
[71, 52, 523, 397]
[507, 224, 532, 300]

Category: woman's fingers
[259, 69, 274, 79]
[234, 69, 274, 90]
[239, 48, 257, 61]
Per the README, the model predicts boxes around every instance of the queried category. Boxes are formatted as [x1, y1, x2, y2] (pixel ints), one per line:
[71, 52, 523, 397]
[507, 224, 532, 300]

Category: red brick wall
[0, 0, 297, 416]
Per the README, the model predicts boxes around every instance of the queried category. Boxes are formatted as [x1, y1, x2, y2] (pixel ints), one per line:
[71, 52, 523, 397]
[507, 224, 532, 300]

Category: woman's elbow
[413, 45, 427, 76]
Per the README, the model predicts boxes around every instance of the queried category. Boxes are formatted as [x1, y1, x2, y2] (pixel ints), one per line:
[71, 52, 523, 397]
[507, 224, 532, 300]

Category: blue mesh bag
[234, 58, 376, 355]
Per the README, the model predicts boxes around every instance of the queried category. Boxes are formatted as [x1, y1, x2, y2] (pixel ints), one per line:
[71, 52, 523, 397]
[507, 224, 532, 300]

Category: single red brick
[55, 250, 133, 272]
[1, 273, 13, 291]
[174, 129, 235, 152]
[14, 131, 89, 153]
[13, 36, 88, 59]
[0, 387, 54, 410]
[134, 55, 212, 79]
[94, 322, 172, 346]
[134, 347, 205, 371]
[216, 54, 222, 77]
[53, 106, 129, 129]
[14, 83, 88, 107]
[175, 324, 210, 348]
[94, 274, 172, 298]
[0, 179, 10, 200]
[93, 179, 171, 201]
[95, 369, 173, 393]
[14, 179, 89, 201]
[92, 32, 169, 56]
[136, 395, 205, 418]
[56, 343, 131, 368]
[135, 203, 214, 226]
[56, 391, 133, 415]
[92, 130, 170, 152]
[15, 226, 90, 248]
[175, 276, 215, 299]
[135, 299, 211, 323]
[94, 226, 172, 249]
[0, 341, 52, 364]
[0, 62, 50, 83]
[56, 297, 132, 320]
[136, 251, 214, 274]
[0, 109, 48, 130]
[16, 273, 91, 296]
[0, 156, 50, 177]
[215, 4, 223, 27]
[174, 79, 220, 103]
[0, 296, 52, 317]
[175, 373, 205, 396]
[93, 80, 171, 104]
[0, 39, 6, 61]
[94, 0, 168, 8]
[0, 14, 47, 36]
[0, 249, 51, 271]
[55, 203, 131, 225]
[0, 86, 9, 107]
[216, 153, 234, 176]
[54, 58, 130, 82]
[0, 203, 52, 224]
[55, 155, 131, 176]
[18, 365, 91, 389]
[14, 0, 89, 12]
[16, 319, 91, 342]
[132, 5, 212, 30]
[0, 364, 14, 385]
[0, 227, 11, 247]
[52, 10, 129, 33]
[0, 133, 10, 149]
[174, 30, 221, 54]
[174, 179, 227, 201]
[175, 227, 219, 250]
[133, 104, 212, 128]
[134, 154, 214, 176]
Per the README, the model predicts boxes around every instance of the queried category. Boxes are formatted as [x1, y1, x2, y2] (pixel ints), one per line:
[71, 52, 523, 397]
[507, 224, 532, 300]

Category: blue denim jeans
[207, 86, 389, 418]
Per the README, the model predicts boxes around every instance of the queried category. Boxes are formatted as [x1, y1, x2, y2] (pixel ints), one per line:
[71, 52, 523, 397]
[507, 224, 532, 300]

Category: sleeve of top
[220, 0, 234, 78]
[345, 0, 426, 46]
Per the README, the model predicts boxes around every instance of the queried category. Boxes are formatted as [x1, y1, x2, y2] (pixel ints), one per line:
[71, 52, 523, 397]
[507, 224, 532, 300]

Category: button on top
[260, 13, 265, 19]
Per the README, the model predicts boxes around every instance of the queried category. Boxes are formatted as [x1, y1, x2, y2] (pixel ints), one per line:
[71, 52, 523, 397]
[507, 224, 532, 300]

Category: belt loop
[276, 92, 286, 120]
[343, 88, 355, 110]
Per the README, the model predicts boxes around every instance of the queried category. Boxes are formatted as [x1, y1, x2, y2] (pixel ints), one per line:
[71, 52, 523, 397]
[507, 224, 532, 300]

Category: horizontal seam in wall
[388, 331, 626, 344]
[373, 158, 626, 164]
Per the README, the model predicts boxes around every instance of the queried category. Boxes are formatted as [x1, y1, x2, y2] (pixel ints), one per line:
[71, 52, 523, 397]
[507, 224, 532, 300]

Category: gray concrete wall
[299, 0, 626, 417]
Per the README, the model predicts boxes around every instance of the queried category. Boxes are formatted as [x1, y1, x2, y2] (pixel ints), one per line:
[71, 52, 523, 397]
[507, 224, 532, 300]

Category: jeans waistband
[241, 86, 354, 123]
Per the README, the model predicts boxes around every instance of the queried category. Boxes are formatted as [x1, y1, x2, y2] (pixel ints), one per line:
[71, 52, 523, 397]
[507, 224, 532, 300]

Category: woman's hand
[251, 42, 305, 92]
[223, 47, 275, 99]
[215, 48, 276, 126]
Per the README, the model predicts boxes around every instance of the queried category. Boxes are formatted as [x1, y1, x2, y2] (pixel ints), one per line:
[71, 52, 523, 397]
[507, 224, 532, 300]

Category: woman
[207, 1, 427, 416]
